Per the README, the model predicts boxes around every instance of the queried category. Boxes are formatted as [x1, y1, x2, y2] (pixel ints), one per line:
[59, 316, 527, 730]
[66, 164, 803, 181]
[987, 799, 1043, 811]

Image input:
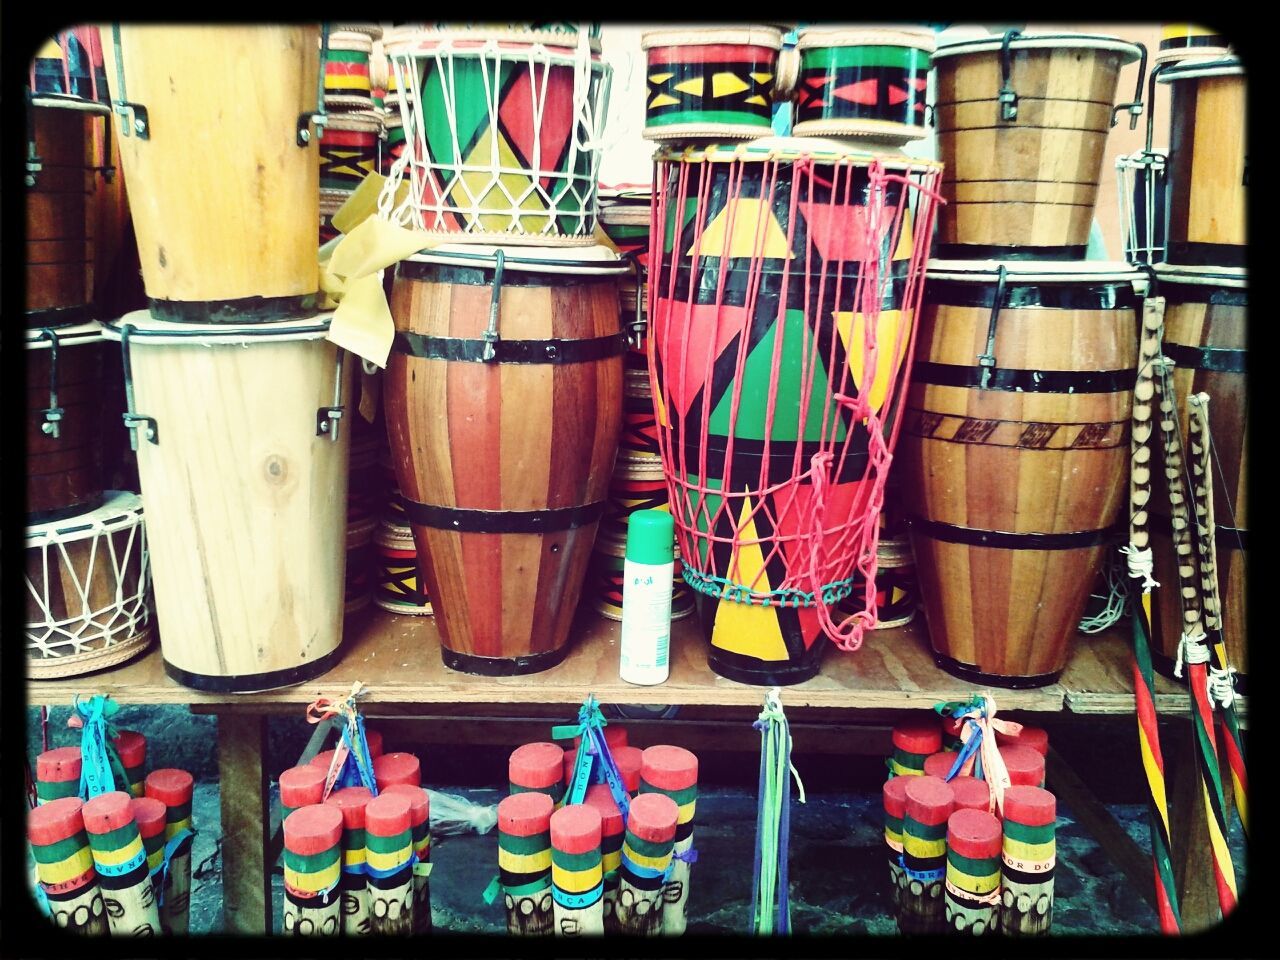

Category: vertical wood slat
[218, 714, 272, 934]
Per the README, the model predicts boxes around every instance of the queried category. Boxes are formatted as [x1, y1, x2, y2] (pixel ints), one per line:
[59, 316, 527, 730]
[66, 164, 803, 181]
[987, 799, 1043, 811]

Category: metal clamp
[119, 324, 159, 447]
[482, 249, 506, 362]
[628, 262, 645, 350]
[977, 265, 1008, 390]
[298, 22, 331, 146]
[1111, 42, 1147, 130]
[37, 328, 64, 438]
[110, 24, 150, 139]
[95, 109, 116, 183]
[997, 29, 1022, 122]
[317, 347, 345, 441]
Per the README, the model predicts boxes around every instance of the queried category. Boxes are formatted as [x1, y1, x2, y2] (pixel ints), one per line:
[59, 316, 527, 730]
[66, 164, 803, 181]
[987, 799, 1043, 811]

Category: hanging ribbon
[70, 695, 128, 800]
[306, 682, 378, 800]
[155, 827, 196, 907]
[551, 695, 630, 819]
[751, 688, 805, 936]
[933, 695, 1020, 815]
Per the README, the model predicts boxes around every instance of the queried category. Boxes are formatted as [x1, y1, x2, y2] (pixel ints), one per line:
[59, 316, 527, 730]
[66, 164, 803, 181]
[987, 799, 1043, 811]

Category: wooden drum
[933, 33, 1143, 259]
[101, 313, 350, 691]
[1154, 24, 1233, 66]
[1148, 266, 1247, 688]
[899, 262, 1145, 687]
[384, 245, 627, 674]
[100, 25, 322, 321]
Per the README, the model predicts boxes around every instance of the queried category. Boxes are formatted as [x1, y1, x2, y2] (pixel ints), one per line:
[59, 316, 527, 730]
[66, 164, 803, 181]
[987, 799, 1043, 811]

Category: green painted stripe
[885, 814, 903, 833]
[85, 821, 140, 853]
[498, 830, 551, 856]
[800, 45, 931, 71]
[892, 748, 927, 771]
[947, 849, 1001, 878]
[36, 780, 79, 801]
[140, 832, 165, 856]
[1001, 819, 1056, 846]
[164, 801, 193, 824]
[647, 109, 769, 128]
[326, 49, 369, 64]
[366, 829, 413, 855]
[509, 781, 565, 802]
[339, 827, 366, 851]
[30, 834, 89, 865]
[639, 781, 697, 806]
[285, 846, 342, 874]
[622, 831, 672, 860]
[902, 817, 948, 842]
[552, 848, 603, 872]
[504, 874, 552, 897]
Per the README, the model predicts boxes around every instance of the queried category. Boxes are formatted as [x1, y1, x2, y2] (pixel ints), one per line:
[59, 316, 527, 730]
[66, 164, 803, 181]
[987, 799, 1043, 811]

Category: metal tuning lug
[38, 328, 62, 438]
[482, 249, 506, 362]
[110, 24, 151, 139]
[317, 347, 345, 441]
[119, 324, 159, 447]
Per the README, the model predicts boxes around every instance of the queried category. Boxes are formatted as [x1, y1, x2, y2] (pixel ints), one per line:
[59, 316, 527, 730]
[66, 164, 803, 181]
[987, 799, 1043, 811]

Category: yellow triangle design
[750, 72, 774, 84]
[455, 127, 550, 234]
[892, 207, 915, 262]
[744, 94, 768, 106]
[891, 586, 906, 604]
[649, 92, 680, 109]
[833, 310, 911, 416]
[653, 380, 670, 428]
[649, 72, 675, 84]
[674, 77, 705, 97]
[710, 494, 789, 662]
[687, 198, 793, 260]
[712, 72, 750, 97]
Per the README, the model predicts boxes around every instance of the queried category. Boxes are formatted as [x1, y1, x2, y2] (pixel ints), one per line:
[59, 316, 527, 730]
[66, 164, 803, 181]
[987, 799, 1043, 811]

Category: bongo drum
[26, 491, 153, 679]
[101, 313, 350, 691]
[1154, 24, 1233, 66]
[899, 261, 1146, 686]
[1159, 58, 1245, 269]
[384, 244, 627, 674]
[373, 520, 434, 616]
[319, 110, 384, 194]
[641, 27, 784, 141]
[100, 25, 323, 321]
[380, 25, 611, 244]
[932, 33, 1144, 259]
[26, 322, 106, 521]
[790, 27, 934, 143]
[1147, 265, 1247, 689]
[650, 138, 942, 684]
[325, 27, 382, 110]
[1115, 149, 1168, 265]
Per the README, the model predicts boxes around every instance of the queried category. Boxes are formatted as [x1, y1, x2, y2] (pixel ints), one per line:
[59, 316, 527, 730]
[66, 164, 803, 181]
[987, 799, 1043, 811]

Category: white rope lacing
[1173, 628, 1211, 679]
[1120, 543, 1160, 591]
[1208, 665, 1238, 710]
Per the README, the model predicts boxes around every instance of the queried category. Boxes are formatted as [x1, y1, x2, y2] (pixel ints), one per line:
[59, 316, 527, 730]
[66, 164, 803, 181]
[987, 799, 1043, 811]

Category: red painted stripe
[1132, 661, 1166, 770]
[325, 62, 371, 78]
[321, 129, 378, 148]
[647, 44, 777, 66]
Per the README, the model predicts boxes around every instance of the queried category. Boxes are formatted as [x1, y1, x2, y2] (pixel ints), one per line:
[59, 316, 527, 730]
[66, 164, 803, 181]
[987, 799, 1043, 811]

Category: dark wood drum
[899, 262, 1145, 687]
[384, 245, 627, 675]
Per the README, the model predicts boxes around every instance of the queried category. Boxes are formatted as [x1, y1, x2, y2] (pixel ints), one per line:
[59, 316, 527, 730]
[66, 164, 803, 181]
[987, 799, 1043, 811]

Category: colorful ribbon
[306, 682, 378, 799]
[551, 695, 630, 819]
[751, 688, 804, 936]
[71, 695, 128, 800]
[933, 695, 1019, 815]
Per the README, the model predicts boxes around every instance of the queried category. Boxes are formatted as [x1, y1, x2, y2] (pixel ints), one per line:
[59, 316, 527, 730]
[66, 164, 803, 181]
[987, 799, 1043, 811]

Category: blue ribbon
[33, 880, 51, 917]
[74, 695, 127, 800]
[552, 696, 629, 820]
[672, 846, 698, 864]
[156, 828, 195, 906]
[553, 881, 603, 909]
[945, 718, 985, 781]
[95, 846, 147, 877]
[334, 716, 378, 794]
[899, 853, 945, 883]
[620, 852, 668, 881]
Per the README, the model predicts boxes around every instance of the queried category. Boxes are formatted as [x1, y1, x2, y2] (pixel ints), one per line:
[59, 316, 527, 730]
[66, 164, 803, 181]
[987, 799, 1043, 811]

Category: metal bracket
[298, 22, 331, 146]
[119, 324, 159, 447]
[481, 249, 506, 362]
[37, 328, 63, 438]
[317, 347, 345, 441]
[922, 103, 936, 128]
[111, 24, 150, 139]
[628, 262, 645, 350]
[998, 29, 1022, 122]
[977, 265, 1008, 390]
[1111, 41, 1148, 130]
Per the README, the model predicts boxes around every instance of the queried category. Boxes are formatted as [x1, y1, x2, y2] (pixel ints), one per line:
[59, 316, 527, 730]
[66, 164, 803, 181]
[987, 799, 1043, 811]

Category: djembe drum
[899, 262, 1145, 686]
[380, 25, 610, 243]
[1115, 150, 1168, 266]
[384, 245, 627, 674]
[649, 139, 942, 684]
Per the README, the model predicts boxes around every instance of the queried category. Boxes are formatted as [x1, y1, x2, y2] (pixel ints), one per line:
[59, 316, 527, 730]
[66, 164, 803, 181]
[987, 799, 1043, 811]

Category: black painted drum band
[1160, 342, 1247, 374]
[932, 650, 1064, 690]
[398, 498, 606, 533]
[1148, 513, 1248, 551]
[910, 361, 1133, 393]
[1165, 242, 1246, 268]
[933, 244, 1089, 261]
[907, 516, 1123, 550]
[24, 304, 94, 329]
[444, 645, 571, 677]
[922, 281, 1141, 310]
[1157, 283, 1248, 306]
[392, 331, 627, 365]
[147, 293, 321, 324]
[162, 644, 344, 693]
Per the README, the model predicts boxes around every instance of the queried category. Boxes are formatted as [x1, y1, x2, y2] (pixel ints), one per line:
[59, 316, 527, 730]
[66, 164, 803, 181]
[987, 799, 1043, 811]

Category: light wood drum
[933, 33, 1143, 259]
[384, 245, 626, 674]
[101, 313, 350, 691]
[899, 262, 1146, 687]
[100, 25, 323, 321]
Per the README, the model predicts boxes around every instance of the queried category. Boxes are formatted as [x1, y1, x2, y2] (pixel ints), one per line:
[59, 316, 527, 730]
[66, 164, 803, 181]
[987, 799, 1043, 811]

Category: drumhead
[796, 26, 936, 54]
[642, 26, 784, 51]
[934, 32, 1143, 65]
[1157, 56, 1244, 81]
[927, 259, 1148, 287]
[101, 310, 333, 344]
[406, 243, 629, 275]
[323, 110, 384, 134]
[29, 95, 111, 115]
[26, 490, 143, 544]
[25, 321, 103, 349]
[656, 136, 944, 174]
[1153, 263, 1248, 288]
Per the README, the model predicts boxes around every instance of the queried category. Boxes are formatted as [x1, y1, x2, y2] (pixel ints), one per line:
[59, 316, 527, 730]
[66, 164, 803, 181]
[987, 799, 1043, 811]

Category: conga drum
[1159, 57, 1245, 269]
[933, 33, 1144, 258]
[899, 262, 1145, 686]
[101, 313, 350, 691]
[381, 25, 611, 243]
[1148, 265, 1247, 689]
[650, 139, 942, 684]
[100, 25, 323, 322]
[384, 245, 627, 674]
[319, 110, 384, 196]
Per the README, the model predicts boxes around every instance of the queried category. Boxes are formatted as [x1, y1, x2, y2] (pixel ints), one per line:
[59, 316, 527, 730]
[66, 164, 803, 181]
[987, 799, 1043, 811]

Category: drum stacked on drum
[897, 31, 1152, 687]
[378, 24, 627, 675]
[319, 24, 386, 245]
[96, 25, 350, 692]
[25, 29, 155, 680]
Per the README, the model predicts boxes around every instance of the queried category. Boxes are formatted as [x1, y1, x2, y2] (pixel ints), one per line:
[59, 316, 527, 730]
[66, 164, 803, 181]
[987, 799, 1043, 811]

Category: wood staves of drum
[27, 339, 105, 518]
[27, 107, 92, 314]
[384, 268, 622, 668]
[1167, 71, 1246, 261]
[934, 47, 1127, 250]
[899, 291, 1137, 683]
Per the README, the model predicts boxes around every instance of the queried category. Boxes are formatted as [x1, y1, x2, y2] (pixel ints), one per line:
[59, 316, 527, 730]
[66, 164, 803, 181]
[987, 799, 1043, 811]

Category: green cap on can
[626, 510, 674, 565]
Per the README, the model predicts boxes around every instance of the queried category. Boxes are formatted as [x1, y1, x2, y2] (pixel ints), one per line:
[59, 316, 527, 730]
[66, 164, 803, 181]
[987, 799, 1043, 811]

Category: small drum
[618, 368, 663, 469]
[27, 322, 106, 521]
[373, 520, 434, 616]
[651, 138, 942, 685]
[325, 27, 383, 110]
[599, 192, 653, 348]
[601, 463, 669, 546]
[641, 27, 784, 141]
[1148, 265, 1247, 689]
[381, 25, 611, 244]
[30, 28, 110, 105]
[381, 111, 406, 176]
[899, 261, 1146, 687]
[1159, 57, 1245, 269]
[586, 534, 695, 622]
[101, 312, 350, 691]
[933, 33, 1144, 259]
[319, 110, 384, 194]
[1154, 24, 1233, 66]
[345, 516, 375, 619]
[1115, 149, 1168, 265]
[841, 535, 918, 629]
[26, 491, 153, 679]
[790, 27, 934, 143]
[384, 244, 627, 674]
[101, 25, 324, 321]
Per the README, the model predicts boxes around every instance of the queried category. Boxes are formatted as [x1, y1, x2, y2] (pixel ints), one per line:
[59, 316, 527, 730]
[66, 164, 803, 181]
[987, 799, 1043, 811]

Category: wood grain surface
[1166, 70, 1246, 256]
[26, 338, 104, 517]
[27, 106, 91, 313]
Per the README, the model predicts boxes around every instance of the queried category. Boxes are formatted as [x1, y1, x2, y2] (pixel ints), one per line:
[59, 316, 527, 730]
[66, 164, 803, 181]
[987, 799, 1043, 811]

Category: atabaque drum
[899, 261, 1146, 687]
[1154, 23, 1233, 65]
[325, 26, 383, 110]
[932, 32, 1144, 259]
[26, 490, 153, 680]
[100, 25, 323, 322]
[384, 244, 627, 674]
[650, 138, 943, 685]
[790, 27, 935, 143]
[1160, 57, 1245, 269]
[381, 25, 611, 244]
[641, 27, 784, 141]
[1148, 265, 1247, 689]
[101, 312, 350, 691]
[26, 322, 106, 521]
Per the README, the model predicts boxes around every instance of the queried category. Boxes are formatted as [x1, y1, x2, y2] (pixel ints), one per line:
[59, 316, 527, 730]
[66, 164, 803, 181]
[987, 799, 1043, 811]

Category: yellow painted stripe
[325, 75, 372, 91]
[1002, 837, 1055, 863]
[1232, 770, 1248, 835]
[90, 836, 145, 868]
[677, 800, 696, 824]
[285, 861, 341, 894]
[366, 845, 413, 872]
[621, 843, 670, 872]
[1201, 783, 1238, 897]
[498, 848, 552, 873]
[165, 818, 192, 841]
[552, 863, 603, 894]
[903, 836, 946, 859]
[37, 847, 95, 885]
[1138, 727, 1171, 835]
[343, 848, 367, 867]
[947, 862, 1000, 894]
[889, 762, 924, 777]
[602, 850, 621, 873]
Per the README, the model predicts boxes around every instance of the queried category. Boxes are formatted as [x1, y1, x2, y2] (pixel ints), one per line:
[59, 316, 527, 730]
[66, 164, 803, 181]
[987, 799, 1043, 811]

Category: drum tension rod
[119, 325, 159, 447]
[317, 348, 346, 442]
[110, 24, 150, 139]
[298, 22, 331, 146]
[37, 328, 63, 439]
[1111, 42, 1147, 130]
[977, 265, 1008, 390]
[482, 250, 506, 361]
[997, 29, 1022, 122]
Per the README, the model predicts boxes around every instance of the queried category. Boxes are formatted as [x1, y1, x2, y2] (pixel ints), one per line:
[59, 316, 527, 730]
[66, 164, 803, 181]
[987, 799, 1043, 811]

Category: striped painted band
[285, 861, 341, 895]
[1003, 836, 1056, 862]
[498, 830, 551, 856]
[621, 845, 671, 875]
[622, 831, 673, 861]
[553, 881, 604, 909]
[285, 846, 341, 874]
[945, 877, 1001, 905]
[366, 830, 413, 855]
[36, 780, 79, 801]
[36, 847, 96, 885]
[946, 861, 1001, 894]
[85, 822, 141, 855]
[552, 848, 602, 872]
[947, 849, 1001, 878]
[639, 781, 697, 806]
[31, 834, 91, 865]
[552, 862, 603, 894]
[86, 831, 144, 866]
[500, 868, 552, 894]
[902, 863, 945, 883]
[40, 868, 97, 895]
[618, 862, 666, 891]
[92, 845, 146, 878]
[902, 818, 948, 842]
[1002, 819, 1056, 845]
[499, 848, 553, 873]
[904, 836, 947, 859]
[366, 844, 414, 873]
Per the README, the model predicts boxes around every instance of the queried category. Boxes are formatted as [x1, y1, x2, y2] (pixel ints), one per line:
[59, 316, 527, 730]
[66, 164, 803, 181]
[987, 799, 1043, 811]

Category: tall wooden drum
[899, 262, 1145, 687]
[1148, 266, 1247, 688]
[101, 313, 350, 691]
[384, 245, 627, 675]
[99, 25, 323, 322]
[932, 33, 1143, 259]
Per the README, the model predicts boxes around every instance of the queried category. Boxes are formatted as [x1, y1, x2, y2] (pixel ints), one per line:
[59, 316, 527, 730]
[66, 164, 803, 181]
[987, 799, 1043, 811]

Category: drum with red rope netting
[649, 139, 942, 684]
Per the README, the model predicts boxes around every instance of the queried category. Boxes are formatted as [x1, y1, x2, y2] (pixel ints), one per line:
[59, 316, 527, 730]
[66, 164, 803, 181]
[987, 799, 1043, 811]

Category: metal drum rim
[1152, 263, 1248, 288]
[404, 243, 629, 275]
[25, 320, 103, 349]
[933, 32, 1143, 65]
[25, 490, 144, 543]
[926, 259, 1148, 286]
[1157, 56, 1244, 81]
[101, 310, 333, 344]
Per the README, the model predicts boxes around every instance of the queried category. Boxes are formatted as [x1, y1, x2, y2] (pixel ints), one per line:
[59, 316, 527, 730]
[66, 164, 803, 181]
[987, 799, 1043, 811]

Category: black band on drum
[398, 498, 606, 533]
[1165, 242, 1246, 268]
[1160, 342, 1247, 374]
[147, 293, 320, 324]
[933, 243, 1089, 261]
[931, 650, 1064, 690]
[907, 516, 1124, 550]
[922, 281, 1142, 310]
[24, 304, 94, 329]
[398, 259, 624, 287]
[910, 361, 1133, 393]
[162, 644, 344, 693]
[392, 331, 627, 365]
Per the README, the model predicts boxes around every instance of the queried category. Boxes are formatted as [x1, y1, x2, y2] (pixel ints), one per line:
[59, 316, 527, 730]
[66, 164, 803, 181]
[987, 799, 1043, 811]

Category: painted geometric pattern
[905, 412, 1131, 450]
[795, 46, 930, 126]
[647, 61, 774, 127]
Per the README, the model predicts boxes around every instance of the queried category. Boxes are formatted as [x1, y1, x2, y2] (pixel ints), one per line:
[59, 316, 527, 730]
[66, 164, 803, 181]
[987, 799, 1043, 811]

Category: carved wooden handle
[1153, 364, 1204, 638]
[1129, 296, 1165, 550]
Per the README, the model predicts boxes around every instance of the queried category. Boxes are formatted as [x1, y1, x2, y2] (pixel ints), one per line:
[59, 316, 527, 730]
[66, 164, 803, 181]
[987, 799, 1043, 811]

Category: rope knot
[1120, 543, 1160, 591]
[1208, 665, 1238, 710]
[1174, 629, 1210, 678]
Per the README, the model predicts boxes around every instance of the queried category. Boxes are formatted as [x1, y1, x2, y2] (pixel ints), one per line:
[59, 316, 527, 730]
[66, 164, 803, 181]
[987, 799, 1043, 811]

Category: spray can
[619, 510, 674, 685]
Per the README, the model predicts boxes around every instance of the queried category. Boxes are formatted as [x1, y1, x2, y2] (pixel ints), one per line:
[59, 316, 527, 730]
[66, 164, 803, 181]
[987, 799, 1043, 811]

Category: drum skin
[27, 106, 91, 319]
[100, 26, 321, 316]
[27, 334, 105, 520]
[384, 259, 623, 674]
[899, 273, 1139, 686]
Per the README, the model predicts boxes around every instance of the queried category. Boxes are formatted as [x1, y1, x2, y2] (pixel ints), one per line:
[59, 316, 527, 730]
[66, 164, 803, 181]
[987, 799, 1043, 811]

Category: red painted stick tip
[614, 746, 643, 794]
[382, 784, 429, 827]
[1000, 745, 1046, 787]
[112, 730, 146, 768]
[326, 786, 373, 830]
[892, 720, 942, 756]
[309, 749, 339, 771]
[583, 784, 624, 836]
[36, 746, 82, 783]
[498, 791, 555, 838]
[950, 776, 992, 814]
[373, 752, 421, 789]
[509, 742, 565, 790]
[640, 745, 698, 792]
[284, 804, 344, 856]
[279, 765, 328, 808]
[882, 776, 909, 819]
[130, 797, 168, 840]
[551, 804, 602, 855]
[1002, 785, 1056, 827]
[365, 791, 413, 837]
[903, 775, 954, 826]
[947, 808, 1003, 860]
[81, 791, 136, 835]
[922, 751, 955, 781]
[573, 725, 628, 751]
[996, 724, 1049, 756]
[27, 797, 87, 847]
[365, 727, 384, 759]
[625, 792, 678, 844]
[144, 768, 194, 806]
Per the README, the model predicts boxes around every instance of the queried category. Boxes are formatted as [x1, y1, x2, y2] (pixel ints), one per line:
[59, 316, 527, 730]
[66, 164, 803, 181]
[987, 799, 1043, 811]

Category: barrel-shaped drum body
[899, 263, 1144, 686]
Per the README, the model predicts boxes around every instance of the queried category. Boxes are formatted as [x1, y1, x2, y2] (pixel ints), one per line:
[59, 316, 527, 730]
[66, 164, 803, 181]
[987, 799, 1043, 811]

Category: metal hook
[119, 324, 159, 446]
[317, 347, 345, 441]
[482, 249, 506, 362]
[37, 328, 64, 438]
[298, 22, 331, 146]
[1111, 42, 1148, 130]
[110, 23, 150, 139]
[998, 29, 1023, 122]
[1143, 61, 1167, 154]
[978, 265, 1008, 390]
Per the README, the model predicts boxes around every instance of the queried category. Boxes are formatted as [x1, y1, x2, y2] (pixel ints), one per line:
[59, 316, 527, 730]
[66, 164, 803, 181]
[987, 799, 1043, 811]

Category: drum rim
[322, 110, 385, 133]
[1153, 263, 1248, 288]
[1157, 56, 1244, 81]
[641, 26, 784, 51]
[332, 23, 384, 41]
[599, 206, 651, 226]
[656, 136, 944, 172]
[29, 95, 111, 114]
[25, 490, 143, 542]
[101, 310, 334, 343]
[25, 320, 103, 349]
[405, 243, 629, 275]
[926, 259, 1148, 285]
[933, 32, 1143, 64]
[794, 26, 937, 54]
[384, 26, 603, 57]
[327, 32, 374, 53]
